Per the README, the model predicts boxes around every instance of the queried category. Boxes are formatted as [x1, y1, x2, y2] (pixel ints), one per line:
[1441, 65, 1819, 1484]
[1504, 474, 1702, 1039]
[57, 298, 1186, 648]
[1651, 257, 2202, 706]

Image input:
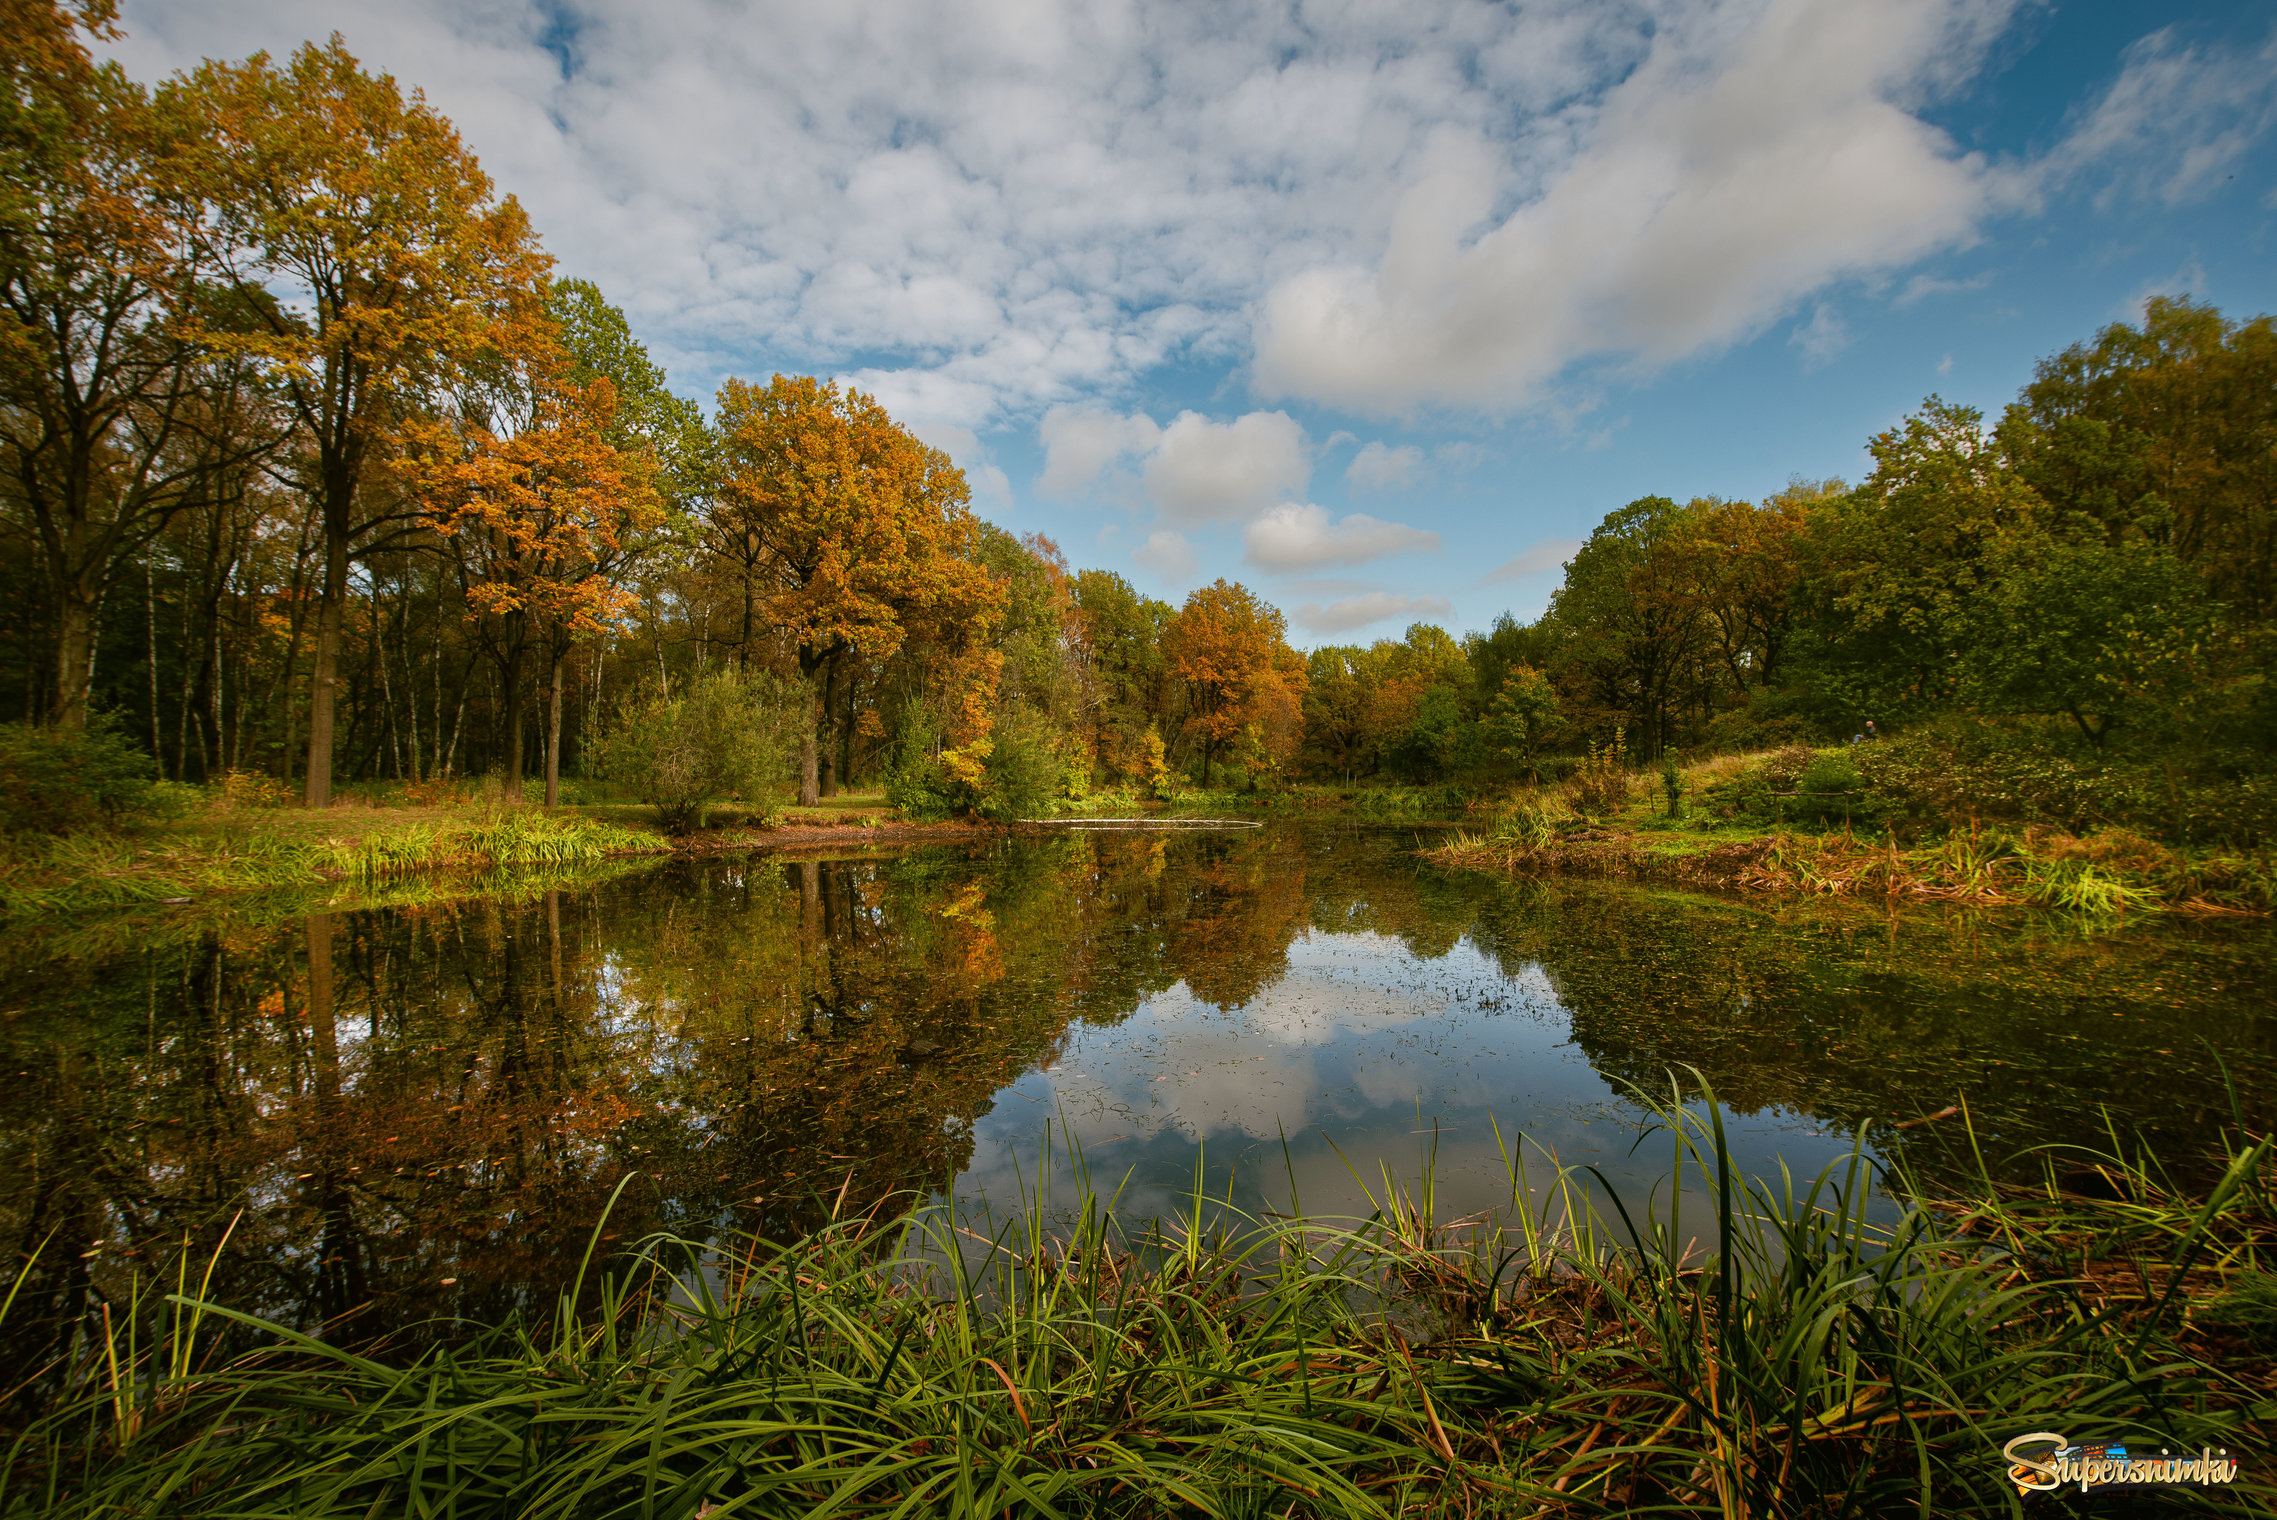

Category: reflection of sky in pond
[958, 924, 1885, 1241]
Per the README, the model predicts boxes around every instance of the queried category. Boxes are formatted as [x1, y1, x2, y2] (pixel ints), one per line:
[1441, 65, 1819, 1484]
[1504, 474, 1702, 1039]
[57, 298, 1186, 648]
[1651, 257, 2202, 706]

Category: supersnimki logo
[2002, 1433, 2240, 1496]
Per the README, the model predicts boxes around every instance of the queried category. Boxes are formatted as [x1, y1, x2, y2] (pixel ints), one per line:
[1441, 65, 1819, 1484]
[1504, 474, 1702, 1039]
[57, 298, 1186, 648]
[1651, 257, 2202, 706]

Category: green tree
[591, 668, 795, 833]
[1484, 664, 1563, 781]
[1962, 539, 2225, 750]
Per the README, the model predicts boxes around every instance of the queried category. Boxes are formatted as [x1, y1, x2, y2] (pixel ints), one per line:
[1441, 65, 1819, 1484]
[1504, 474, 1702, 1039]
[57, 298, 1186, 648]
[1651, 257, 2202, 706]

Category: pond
[4, 821, 2273, 1366]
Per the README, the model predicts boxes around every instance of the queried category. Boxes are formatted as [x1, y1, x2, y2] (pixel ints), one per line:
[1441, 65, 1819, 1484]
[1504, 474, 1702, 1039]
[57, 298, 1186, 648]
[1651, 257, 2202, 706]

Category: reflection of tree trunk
[543, 653, 564, 809]
[799, 861, 821, 959]
[546, 891, 563, 1012]
[303, 912, 366, 1320]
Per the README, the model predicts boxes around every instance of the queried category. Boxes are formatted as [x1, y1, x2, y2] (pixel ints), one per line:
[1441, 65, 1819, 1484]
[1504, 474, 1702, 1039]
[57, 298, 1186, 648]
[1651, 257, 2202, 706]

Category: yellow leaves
[404, 333, 660, 644]
[713, 373, 1003, 669]
[937, 740, 992, 788]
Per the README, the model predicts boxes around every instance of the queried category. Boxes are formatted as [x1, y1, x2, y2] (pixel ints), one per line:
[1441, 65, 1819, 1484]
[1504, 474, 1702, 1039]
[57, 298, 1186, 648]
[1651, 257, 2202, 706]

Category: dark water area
[4, 822, 2274, 1370]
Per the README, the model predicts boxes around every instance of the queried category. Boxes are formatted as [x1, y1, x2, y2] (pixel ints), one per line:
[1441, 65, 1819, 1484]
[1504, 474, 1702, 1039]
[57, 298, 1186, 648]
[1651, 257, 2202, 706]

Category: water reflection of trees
[2, 825, 2269, 1376]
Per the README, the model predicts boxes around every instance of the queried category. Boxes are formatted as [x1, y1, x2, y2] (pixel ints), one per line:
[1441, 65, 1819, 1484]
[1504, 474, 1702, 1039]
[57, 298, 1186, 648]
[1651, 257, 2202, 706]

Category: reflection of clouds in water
[1018, 935, 1566, 1148]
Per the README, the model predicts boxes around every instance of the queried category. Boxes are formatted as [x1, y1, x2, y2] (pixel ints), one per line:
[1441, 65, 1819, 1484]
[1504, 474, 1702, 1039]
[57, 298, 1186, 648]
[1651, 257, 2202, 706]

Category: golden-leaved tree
[402, 301, 661, 807]
[175, 37, 547, 804]
[1165, 578, 1305, 787]
[713, 375, 1001, 805]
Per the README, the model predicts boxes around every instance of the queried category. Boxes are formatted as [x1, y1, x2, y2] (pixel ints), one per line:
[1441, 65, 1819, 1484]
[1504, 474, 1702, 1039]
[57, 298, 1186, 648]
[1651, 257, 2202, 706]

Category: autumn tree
[714, 374, 999, 805]
[1164, 578, 1304, 786]
[404, 308, 660, 807]
[1681, 481, 1829, 694]
[0, 2, 275, 726]
[177, 37, 547, 804]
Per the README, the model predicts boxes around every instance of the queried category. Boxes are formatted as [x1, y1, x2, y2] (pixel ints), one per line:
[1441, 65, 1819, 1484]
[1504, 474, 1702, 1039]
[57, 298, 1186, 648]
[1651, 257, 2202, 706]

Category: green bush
[881, 700, 961, 821]
[0, 717, 183, 834]
[588, 670, 796, 834]
[977, 708, 1066, 822]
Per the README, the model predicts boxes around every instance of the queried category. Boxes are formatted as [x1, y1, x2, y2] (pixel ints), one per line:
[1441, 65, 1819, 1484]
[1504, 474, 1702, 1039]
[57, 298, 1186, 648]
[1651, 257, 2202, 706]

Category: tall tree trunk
[502, 632, 526, 804]
[51, 589, 95, 729]
[544, 651, 563, 809]
[144, 558, 164, 773]
[303, 522, 349, 807]
[838, 670, 856, 791]
[819, 654, 841, 798]
[799, 677, 820, 807]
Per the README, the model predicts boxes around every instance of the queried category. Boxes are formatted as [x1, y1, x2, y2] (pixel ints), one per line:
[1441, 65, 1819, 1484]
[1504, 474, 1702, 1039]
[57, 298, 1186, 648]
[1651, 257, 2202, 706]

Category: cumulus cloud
[1294, 592, 1454, 635]
[1131, 529, 1197, 580]
[1144, 411, 1311, 525]
[1038, 406, 1162, 498]
[103, 0, 2277, 438]
[1251, 0, 2021, 414]
[1485, 538, 1582, 582]
[1345, 441, 1425, 492]
[1243, 503, 1438, 573]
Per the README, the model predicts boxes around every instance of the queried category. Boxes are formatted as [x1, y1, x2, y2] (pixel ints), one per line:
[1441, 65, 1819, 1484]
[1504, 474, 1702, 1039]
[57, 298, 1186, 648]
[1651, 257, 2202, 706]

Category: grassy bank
[7, 1090, 2273, 1517]
[0, 805, 667, 918]
[1425, 750, 2277, 916]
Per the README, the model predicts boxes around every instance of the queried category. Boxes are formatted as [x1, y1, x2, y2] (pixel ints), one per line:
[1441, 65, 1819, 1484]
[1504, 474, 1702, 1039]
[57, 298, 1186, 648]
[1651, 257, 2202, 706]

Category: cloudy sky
[112, 0, 2277, 642]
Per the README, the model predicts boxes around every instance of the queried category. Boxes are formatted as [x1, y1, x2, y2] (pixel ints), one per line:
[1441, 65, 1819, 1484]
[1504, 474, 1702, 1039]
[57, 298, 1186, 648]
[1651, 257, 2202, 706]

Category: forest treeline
[4, 3, 2273, 838]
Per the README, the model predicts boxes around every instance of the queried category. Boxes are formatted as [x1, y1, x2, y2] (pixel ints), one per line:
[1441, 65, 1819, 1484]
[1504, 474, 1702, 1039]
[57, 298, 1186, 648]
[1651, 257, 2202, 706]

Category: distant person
[1865, 719, 1879, 741]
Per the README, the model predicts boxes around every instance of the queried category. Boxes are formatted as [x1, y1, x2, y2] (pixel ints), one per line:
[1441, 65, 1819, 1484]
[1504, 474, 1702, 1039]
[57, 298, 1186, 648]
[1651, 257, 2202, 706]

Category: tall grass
[0, 811, 663, 918]
[7, 1086, 2270, 1517]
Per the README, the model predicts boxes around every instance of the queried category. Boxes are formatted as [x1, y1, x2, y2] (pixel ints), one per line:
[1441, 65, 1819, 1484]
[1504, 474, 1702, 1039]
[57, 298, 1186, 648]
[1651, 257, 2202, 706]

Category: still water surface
[4, 822, 2272, 1358]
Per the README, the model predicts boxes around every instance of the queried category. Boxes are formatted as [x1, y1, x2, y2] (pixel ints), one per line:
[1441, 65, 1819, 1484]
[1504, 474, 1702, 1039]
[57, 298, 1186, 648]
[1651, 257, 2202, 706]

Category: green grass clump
[7, 1083, 2271, 1517]
[0, 809, 664, 918]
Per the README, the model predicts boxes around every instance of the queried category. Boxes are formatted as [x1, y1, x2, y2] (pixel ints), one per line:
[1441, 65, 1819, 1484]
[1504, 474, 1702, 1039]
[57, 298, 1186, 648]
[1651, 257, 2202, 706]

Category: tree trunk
[303, 523, 349, 807]
[502, 629, 526, 804]
[544, 652, 564, 808]
[52, 591, 94, 729]
[838, 670, 857, 791]
[799, 678, 820, 806]
[819, 655, 841, 798]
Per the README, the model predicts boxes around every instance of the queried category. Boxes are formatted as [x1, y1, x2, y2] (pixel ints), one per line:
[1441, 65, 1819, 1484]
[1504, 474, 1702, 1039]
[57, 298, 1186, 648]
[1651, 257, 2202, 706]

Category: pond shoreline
[1422, 821, 2274, 917]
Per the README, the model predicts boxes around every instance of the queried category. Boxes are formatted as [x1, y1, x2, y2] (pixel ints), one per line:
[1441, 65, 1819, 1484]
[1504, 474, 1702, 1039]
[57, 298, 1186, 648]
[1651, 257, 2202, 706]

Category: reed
[6, 1088, 2270, 1518]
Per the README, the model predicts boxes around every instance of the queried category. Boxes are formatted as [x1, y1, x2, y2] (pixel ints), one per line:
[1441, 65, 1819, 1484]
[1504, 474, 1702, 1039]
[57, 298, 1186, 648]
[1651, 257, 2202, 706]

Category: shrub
[219, 769, 294, 809]
[881, 700, 962, 821]
[1564, 730, 1633, 818]
[976, 708, 1066, 822]
[0, 717, 182, 834]
[588, 671, 796, 834]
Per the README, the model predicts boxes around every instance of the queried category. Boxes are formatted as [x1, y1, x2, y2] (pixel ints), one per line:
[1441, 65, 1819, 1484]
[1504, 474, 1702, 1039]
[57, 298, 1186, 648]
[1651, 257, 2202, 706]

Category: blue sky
[115, 1, 2277, 643]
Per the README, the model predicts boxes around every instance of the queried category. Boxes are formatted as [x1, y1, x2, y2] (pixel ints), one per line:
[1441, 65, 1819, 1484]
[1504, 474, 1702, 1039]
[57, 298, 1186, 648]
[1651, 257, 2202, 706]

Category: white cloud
[1243, 503, 1438, 573]
[102, 0, 2277, 440]
[1345, 441, 1425, 492]
[1788, 303, 1851, 369]
[1131, 529, 1197, 581]
[2049, 25, 2277, 208]
[1036, 405, 1309, 525]
[1896, 270, 1992, 306]
[1485, 538, 1582, 582]
[1037, 406, 1162, 498]
[1252, 0, 2016, 414]
[1143, 410, 1311, 525]
[1294, 592, 1454, 635]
